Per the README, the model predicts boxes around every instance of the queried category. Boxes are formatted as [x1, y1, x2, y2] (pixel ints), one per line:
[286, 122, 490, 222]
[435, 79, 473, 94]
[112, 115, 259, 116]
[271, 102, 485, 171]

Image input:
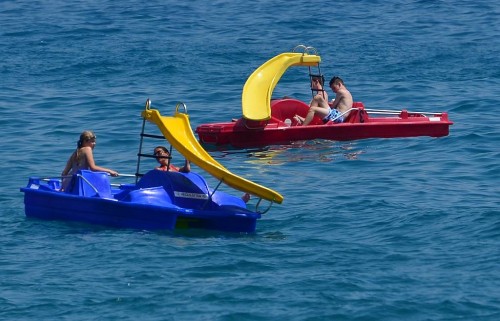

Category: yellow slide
[242, 52, 321, 121]
[141, 107, 284, 204]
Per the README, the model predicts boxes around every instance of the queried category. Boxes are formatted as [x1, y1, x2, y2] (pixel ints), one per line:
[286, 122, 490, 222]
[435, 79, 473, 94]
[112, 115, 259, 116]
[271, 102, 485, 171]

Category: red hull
[196, 99, 453, 148]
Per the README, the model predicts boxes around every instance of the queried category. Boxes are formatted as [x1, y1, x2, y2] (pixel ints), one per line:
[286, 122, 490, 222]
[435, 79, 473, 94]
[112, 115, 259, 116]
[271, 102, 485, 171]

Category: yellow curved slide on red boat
[141, 108, 284, 204]
[242, 52, 321, 121]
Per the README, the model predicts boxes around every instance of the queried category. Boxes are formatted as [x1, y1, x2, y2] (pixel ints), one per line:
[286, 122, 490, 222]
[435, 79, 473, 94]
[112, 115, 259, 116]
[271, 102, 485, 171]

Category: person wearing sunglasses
[153, 146, 190, 173]
[293, 75, 330, 126]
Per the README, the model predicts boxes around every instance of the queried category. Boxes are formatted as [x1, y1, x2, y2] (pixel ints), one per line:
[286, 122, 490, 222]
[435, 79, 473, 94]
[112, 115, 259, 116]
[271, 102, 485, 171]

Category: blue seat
[66, 170, 113, 199]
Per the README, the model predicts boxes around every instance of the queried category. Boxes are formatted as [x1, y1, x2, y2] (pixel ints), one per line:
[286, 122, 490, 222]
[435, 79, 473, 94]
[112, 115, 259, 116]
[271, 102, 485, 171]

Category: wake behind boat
[20, 100, 283, 233]
[196, 45, 453, 149]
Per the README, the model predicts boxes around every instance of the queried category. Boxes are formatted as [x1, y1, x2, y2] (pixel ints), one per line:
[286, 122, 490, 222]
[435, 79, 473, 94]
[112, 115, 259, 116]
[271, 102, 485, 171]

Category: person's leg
[302, 106, 330, 126]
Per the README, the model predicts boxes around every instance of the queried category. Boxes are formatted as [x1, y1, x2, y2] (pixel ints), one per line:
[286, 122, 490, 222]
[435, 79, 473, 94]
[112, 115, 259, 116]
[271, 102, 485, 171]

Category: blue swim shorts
[323, 109, 344, 123]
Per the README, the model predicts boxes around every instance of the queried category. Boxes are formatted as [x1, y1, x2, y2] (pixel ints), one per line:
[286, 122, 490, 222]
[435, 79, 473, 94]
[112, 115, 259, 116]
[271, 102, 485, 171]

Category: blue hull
[22, 188, 179, 230]
[21, 170, 260, 233]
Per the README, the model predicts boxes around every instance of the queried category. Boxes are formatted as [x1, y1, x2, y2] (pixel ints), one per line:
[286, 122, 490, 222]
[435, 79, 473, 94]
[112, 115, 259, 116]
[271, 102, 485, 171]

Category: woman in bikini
[61, 130, 118, 191]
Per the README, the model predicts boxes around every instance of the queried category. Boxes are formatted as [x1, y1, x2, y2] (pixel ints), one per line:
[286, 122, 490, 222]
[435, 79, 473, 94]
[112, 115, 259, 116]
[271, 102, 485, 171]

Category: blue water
[1, 0, 499, 320]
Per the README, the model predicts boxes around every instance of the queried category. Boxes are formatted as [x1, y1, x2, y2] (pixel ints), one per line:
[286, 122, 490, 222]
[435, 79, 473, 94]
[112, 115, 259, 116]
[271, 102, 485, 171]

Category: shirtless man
[329, 76, 353, 122]
[293, 76, 331, 126]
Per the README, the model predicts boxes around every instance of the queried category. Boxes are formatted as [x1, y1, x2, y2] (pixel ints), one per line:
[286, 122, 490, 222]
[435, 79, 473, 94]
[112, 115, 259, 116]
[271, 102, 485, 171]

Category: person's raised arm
[83, 147, 118, 176]
[179, 159, 191, 173]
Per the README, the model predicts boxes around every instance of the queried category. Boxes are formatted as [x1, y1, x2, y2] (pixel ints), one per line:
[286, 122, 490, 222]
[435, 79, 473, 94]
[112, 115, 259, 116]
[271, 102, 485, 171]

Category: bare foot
[293, 115, 304, 125]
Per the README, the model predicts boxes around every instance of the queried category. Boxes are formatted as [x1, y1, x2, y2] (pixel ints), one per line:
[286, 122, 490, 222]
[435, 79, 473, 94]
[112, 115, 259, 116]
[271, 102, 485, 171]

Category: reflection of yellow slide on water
[141, 108, 284, 204]
[242, 52, 321, 121]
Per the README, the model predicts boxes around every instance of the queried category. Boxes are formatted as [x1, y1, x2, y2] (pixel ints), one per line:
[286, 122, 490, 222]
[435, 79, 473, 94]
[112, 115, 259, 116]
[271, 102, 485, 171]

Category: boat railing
[35, 176, 67, 190]
[76, 173, 105, 197]
[331, 107, 360, 122]
[37, 173, 134, 190]
[36, 175, 95, 191]
[292, 44, 318, 56]
[255, 197, 274, 214]
[36, 173, 113, 198]
[364, 109, 444, 116]
[175, 101, 188, 113]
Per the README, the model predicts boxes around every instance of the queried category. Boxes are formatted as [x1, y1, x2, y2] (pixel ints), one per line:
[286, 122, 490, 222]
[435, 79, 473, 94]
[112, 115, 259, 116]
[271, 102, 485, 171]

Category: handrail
[76, 173, 102, 197]
[175, 102, 188, 114]
[117, 174, 137, 178]
[39, 175, 71, 181]
[255, 197, 273, 214]
[364, 108, 444, 116]
[331, 108, 359, 122]
[40, 174, 136, 181]
[292, 44, 318, 55]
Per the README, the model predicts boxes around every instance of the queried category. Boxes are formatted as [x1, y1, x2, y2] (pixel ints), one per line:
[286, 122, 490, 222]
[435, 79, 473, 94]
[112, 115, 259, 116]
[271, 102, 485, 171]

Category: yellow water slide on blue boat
[241, 52, 321, 121]
[141, 106, 284, 204]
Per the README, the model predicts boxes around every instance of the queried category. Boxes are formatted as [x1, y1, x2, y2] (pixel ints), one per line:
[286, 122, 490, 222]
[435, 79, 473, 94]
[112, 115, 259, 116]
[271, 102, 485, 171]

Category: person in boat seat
[329, 76, 354, 122]
[154, 146, 191, 173]
[293, 75, 331, 126]
[294, 76, 353, 125]
[61, 130, 119, 191]
[153, 146, 251, 203]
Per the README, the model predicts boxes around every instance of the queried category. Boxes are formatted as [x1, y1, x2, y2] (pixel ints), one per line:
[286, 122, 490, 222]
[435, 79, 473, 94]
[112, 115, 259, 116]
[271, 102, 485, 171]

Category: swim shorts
[323, 109, 344, 123]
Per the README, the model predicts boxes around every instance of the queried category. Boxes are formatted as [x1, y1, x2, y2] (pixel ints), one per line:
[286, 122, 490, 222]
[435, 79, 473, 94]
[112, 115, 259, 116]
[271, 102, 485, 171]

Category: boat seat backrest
[137, 170, 213, 209]
[67, 170, 113, 198]
[344, 102, 369, 123]
[271, 98, 322, 125]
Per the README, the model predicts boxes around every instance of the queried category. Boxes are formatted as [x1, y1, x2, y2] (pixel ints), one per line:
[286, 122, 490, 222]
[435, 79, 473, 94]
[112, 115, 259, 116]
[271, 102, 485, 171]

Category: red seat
[343, 102, 369, 123]
[271, 98, 323, 125]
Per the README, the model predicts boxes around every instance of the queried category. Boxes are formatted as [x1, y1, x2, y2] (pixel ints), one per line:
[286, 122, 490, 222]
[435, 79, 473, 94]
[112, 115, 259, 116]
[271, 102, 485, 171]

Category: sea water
[1, 1, 499, 320]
